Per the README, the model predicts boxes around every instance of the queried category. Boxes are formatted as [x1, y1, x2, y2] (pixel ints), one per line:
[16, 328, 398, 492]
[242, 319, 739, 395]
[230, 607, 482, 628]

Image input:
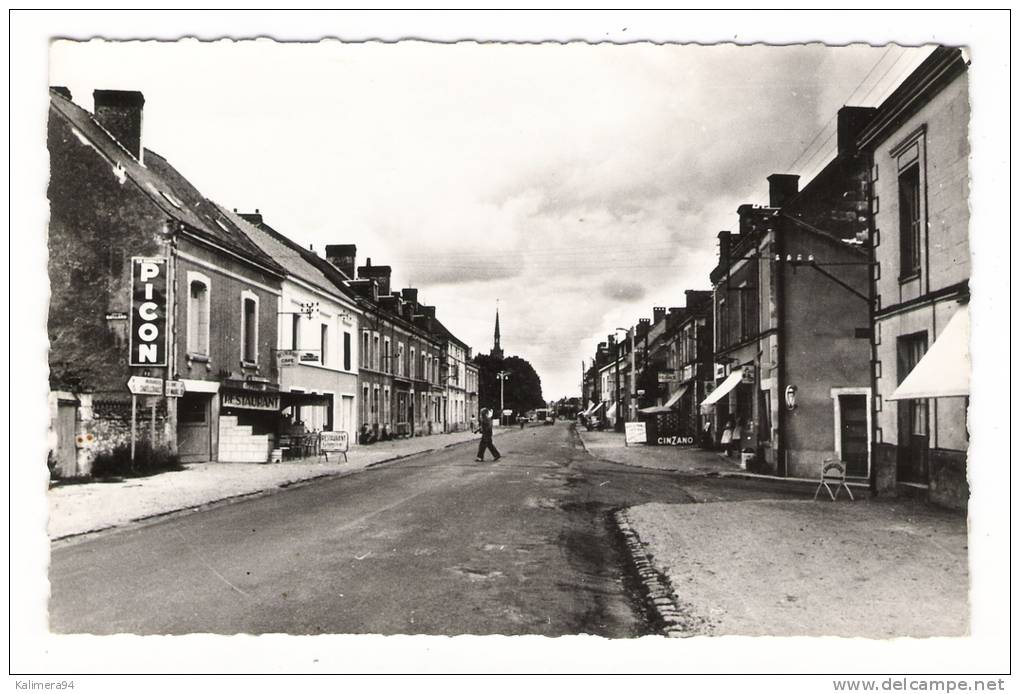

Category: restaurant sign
[221, 390, 280, 411]
[129, 257, 168, 366]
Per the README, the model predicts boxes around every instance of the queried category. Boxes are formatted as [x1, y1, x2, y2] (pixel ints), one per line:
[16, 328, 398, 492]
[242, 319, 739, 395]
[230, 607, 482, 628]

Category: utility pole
[614, 328, 628, 432]
[496, 370, 510, 426]
[629, 327, 637, 422]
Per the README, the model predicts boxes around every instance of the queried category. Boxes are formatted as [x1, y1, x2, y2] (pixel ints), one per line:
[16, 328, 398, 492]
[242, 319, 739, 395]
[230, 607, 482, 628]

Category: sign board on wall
[741, 365, 755, 384]
[129, 257, 168, 366]
[164, 380, 185, 397]
[221, 390, 281, 411]
[276, 350, 299, 368]
[624, 422, 647, 445]
[654, 434, 697, 447]
[657, 371, 674, 384]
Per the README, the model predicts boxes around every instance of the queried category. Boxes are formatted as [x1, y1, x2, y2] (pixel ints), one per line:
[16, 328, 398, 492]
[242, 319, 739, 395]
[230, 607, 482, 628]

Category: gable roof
[49, 89, 284, 276]
[222, 208, 358, 306]
[429, 315, 469, 350]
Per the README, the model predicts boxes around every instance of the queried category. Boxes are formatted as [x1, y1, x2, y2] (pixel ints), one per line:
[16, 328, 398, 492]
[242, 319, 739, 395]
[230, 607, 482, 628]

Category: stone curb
[50, 444, 447, 544]
[612, 508, 707, 638]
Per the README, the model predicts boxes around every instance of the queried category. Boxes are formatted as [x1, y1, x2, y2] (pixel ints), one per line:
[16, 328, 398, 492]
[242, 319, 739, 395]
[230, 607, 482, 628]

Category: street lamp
[496, 370, 511, 425]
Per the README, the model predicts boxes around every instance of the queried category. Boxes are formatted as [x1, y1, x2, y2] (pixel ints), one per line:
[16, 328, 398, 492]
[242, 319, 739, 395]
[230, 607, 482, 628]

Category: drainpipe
[776, 225, 787, 477]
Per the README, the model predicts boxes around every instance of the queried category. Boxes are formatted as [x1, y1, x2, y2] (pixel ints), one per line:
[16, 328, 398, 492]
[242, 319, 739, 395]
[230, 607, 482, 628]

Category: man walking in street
[474, 408, 501, 462]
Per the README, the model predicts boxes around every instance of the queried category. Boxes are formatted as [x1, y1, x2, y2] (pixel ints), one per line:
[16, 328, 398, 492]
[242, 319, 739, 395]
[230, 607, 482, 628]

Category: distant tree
[473, 353, 545, 415]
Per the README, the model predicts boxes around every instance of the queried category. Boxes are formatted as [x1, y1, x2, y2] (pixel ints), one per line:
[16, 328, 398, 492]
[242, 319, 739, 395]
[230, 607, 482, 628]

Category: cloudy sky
[50, 39, 933, 399]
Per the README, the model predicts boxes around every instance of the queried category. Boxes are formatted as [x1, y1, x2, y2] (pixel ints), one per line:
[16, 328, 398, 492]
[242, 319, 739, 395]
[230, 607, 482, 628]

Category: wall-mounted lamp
[785, 385, 798, 410]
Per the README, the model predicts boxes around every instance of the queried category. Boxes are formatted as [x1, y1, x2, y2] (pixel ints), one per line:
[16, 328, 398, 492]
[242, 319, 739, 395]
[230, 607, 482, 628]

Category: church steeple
[490, 302, 504, 360]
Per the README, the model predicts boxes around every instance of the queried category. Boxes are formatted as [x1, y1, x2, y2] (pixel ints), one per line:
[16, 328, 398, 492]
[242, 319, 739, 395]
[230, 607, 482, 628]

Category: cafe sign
[129, 257, 168, 366]
[221, 390, 280, 411]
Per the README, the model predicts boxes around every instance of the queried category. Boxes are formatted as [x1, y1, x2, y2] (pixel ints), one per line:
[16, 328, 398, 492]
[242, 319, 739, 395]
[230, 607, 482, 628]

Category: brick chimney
[636, 318, 652, 340]
[837, 106, 877, 155]
[653, 307, 667, 324]
[93, 90, 145, 162]
[767, 174, 800, 208]
[358, 258, 392, 296]
[401, 288, 418, 305]
[238, 210, 263, 226]
[325, 244, 357, 280]
[50, 86, 71, 100]
[717, 231, 732, 262]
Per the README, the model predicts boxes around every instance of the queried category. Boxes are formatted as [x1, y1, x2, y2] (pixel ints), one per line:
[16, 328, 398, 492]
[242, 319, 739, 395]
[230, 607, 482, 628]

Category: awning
[889, 306, 970, 400]
[590, 401, 605, 415]
[279, 391, 332, 408]
[581, 402, 597, 416]
[639, 385, 689, 414]
[700, 370, 744, 408]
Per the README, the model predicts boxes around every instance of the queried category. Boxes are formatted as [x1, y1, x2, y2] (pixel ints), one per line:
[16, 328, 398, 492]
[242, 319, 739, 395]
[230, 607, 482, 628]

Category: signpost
[127, 376, 164, 463]
[624, 421, 647, 446]
[319, 431, 349, 462]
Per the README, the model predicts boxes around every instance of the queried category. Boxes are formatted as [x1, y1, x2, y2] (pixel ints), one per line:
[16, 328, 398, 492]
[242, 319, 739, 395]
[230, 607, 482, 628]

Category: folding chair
[813, 458, 855, 502]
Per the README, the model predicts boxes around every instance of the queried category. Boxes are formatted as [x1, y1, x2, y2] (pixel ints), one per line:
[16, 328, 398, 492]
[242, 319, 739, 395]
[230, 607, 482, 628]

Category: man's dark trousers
[477, 434, 500, 460]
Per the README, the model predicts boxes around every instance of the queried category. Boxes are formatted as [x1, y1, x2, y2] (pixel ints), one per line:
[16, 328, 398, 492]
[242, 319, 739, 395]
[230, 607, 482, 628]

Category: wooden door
[838, 394, 869, 478]
[177, 393, 211, 463]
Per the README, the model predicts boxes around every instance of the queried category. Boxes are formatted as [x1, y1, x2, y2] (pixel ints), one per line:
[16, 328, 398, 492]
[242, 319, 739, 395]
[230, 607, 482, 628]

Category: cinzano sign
[129, 257, 168, 366]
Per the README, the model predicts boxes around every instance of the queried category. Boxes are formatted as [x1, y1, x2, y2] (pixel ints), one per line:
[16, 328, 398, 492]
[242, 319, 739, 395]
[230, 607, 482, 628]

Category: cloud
[601, 279, 646, 302]
[49, 40, 932, 399]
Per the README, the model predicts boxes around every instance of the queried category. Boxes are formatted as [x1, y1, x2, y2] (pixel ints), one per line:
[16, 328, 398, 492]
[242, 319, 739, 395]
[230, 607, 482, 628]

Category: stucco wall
[872, 73, 970, 306]
[782, 229, 871, 479]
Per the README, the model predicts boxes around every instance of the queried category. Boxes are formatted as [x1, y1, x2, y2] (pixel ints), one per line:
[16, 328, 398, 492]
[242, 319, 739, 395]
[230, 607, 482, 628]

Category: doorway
[831, 388, 872, 479]
[177, 393, 212, 463]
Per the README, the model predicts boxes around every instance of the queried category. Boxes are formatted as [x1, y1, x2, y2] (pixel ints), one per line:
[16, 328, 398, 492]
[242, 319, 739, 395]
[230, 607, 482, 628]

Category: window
[343, 331, 351, 371]
[717, 297, 729, 349]
[397, 342, 405, 377]
[898, 163, 922, 277]
[897, 333, 929, 437]
[384, 337, 391, 374]
[410, 348, 416, 379]
[241, 291, 259, 364]
[372, 334, 380, 371]
[362, 331, 370, 369]
[186, 273, 210, 356]
[292, 314, 301, 350]
[320, 324, 329, 366]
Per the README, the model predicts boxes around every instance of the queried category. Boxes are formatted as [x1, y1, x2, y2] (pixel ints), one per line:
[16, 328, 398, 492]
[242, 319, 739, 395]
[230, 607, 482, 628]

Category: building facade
[232, 211, 361, 445]
[705, 106, 874, 478]
[858, 47, 970, 509]
[47, 87, 287, 474]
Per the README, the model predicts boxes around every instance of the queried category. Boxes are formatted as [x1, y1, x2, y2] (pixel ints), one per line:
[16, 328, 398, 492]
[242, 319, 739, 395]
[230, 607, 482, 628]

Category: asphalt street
[49, 422, 800, 636]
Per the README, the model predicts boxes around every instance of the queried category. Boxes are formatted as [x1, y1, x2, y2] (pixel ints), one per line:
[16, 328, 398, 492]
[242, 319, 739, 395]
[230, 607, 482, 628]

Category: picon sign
[129, 257, 169, 366]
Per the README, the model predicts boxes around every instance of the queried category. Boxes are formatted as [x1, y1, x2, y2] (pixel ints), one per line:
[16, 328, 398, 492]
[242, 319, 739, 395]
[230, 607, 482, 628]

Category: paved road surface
[50, 422, 800, 636]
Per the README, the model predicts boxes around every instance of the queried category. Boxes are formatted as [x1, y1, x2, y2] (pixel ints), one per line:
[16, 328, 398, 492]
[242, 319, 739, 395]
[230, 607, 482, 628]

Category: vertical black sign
[129, 257, 168, 366]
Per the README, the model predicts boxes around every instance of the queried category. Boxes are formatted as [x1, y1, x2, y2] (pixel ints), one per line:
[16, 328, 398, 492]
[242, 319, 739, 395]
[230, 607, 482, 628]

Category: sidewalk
[48, 428, 505, 541]
[623, 497, 969, 638]
[577, 428, 741, 475]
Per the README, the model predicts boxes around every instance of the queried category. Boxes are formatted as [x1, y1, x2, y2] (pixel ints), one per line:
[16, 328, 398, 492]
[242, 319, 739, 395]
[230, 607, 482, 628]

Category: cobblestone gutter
[613, 508, 715, 638]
